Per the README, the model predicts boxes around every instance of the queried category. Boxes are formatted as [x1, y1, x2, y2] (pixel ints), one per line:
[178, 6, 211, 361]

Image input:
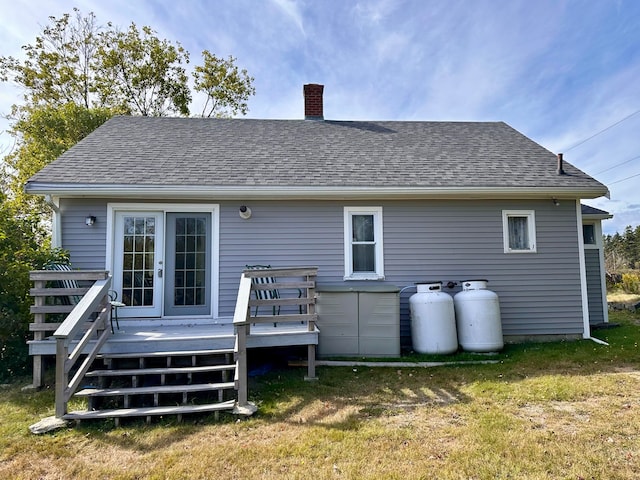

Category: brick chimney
[303, 84, 324, 120]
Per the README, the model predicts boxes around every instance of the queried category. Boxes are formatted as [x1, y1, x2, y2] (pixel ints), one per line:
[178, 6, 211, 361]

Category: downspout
[575, 200, 609, 346]
[44, 195, 62, 248]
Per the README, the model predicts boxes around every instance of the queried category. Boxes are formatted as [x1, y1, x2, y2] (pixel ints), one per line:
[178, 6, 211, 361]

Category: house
[25, 84, 611, 420]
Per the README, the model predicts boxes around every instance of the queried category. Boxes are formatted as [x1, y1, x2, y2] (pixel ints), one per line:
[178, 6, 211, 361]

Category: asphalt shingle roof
[27, 116, 607, 194]
[581, 204, 611, 216]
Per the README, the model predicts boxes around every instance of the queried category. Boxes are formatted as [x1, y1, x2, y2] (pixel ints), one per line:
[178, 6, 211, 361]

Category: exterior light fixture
[85, 215, 96, 226]
[552, 198, 560, 207]
[239, 206, 252, 220]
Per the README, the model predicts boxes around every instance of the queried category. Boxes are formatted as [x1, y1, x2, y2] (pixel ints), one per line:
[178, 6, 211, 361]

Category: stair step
[63, 400, 236, 420]
[98, 349, 235, 359]
[76, 382, 235, 397]
[85, 364, 235, 377]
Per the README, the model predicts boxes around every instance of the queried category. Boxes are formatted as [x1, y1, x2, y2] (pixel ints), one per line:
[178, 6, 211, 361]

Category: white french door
[110, 207, 216, 319]
[112, 212, 164, 317]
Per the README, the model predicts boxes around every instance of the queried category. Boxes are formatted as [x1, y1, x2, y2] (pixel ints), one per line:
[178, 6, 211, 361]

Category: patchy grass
[608, 291, 640, 304]
[1, 311, 640, 479]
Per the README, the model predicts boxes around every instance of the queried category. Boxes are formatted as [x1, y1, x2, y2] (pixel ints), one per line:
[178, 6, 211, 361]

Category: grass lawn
[1, 310, 639, 479]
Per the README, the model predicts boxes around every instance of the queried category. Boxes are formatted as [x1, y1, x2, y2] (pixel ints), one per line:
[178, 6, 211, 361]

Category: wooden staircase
[64, 349, 237, 424]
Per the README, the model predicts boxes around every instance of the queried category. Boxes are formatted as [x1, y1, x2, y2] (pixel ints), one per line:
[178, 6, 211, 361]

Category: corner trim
[576, 200, 590, 338]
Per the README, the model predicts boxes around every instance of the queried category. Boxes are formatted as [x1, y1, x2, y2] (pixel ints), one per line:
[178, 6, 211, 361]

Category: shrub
[621, 273, 640, 295]
[0, 194, 68, 382]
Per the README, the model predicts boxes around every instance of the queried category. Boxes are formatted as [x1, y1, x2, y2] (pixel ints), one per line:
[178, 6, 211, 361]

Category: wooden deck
[28, 266, 319, 421]
[29, 320, 319, 356]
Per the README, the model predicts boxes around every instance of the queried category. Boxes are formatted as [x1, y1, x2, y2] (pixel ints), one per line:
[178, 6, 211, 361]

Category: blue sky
[1, 0, 639, 234]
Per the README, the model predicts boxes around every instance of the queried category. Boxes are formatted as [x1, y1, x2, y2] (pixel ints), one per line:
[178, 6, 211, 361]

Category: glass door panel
[164, 213, 211, 316]
[113, 212, 163, 317]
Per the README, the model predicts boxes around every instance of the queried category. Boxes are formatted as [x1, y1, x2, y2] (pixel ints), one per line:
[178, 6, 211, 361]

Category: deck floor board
[28, 321, 319, 355]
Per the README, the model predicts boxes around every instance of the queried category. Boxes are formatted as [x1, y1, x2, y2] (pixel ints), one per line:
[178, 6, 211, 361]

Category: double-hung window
[344, 206, 384, 280]
[582, 224, 596, 246]
[502, 210, 537, 253]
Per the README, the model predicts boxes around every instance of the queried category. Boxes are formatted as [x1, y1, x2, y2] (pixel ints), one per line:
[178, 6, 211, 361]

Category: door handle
[158, 268, 163, 278]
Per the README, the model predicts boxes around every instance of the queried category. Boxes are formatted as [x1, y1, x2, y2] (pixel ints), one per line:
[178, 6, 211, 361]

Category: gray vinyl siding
[219, 199, 584, 341]
[383, 200, 582, 344]
[59, 198, 108, 270]
[58, 198, 584, 340]
[585, 249, 604, 325]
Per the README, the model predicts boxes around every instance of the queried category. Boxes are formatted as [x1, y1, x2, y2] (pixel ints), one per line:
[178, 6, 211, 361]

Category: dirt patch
[612, 367, 640, 383]
[516, 399, 601, 435]
[292, 398, 361, 425]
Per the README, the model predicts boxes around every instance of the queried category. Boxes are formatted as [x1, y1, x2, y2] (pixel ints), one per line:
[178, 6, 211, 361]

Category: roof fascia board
[25, 183, 609, 200]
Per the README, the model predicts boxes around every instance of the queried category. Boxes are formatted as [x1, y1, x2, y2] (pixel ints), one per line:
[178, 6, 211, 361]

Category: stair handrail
[52, 276, 113, 418]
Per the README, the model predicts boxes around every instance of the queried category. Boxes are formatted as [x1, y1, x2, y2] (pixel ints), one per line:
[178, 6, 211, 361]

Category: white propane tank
[409, 282, 458, 354]
[454, 279, 503, 352]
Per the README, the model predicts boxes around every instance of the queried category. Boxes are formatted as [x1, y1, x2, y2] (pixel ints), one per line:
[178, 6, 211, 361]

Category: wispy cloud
[271, 0, 305, 36]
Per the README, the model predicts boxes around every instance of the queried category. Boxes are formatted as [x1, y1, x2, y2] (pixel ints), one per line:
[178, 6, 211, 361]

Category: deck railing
[29, 270, 112, 417]
[233, 266, 318, 412]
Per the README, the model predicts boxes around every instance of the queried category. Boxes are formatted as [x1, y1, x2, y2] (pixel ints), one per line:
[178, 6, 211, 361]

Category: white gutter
[576, 200, 610, 346]
[25, 183, 610, 200]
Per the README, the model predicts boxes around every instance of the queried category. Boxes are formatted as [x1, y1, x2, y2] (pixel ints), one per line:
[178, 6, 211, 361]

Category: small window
[583, 224, 596, 245]
[502, 210, 536, 253]
[344, 207, 384, 280]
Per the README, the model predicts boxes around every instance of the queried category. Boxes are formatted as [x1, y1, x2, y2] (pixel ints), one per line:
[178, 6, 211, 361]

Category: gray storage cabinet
[316, 285, 400, 357]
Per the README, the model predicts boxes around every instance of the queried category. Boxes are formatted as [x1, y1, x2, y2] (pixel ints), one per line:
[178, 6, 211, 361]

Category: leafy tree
[0, 192, 67, 381]
[194, 51, 255, 118]
[2, 103, 113, 210]
[0, 8, 255, 119]
[604, 226, 640, 271]
[1, 8, 255, 204]
[604, 233, 626, 272]
[0, 9, 103, 109]
[95, 23, 191, 116]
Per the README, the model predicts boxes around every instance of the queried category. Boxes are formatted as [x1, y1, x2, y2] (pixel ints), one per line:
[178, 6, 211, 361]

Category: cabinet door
[358, 292, 400, 356]
[316, 292, 359, 356]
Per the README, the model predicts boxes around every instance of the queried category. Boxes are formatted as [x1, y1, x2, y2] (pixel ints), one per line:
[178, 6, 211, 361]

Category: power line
[563, 108, 640, 153]
[608, 171, 640, 186]
[592, 153, 640, 176]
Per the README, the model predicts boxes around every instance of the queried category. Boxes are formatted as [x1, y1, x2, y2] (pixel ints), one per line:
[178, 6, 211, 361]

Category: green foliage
[620, 273, 640, 294]
[0, 193, 68, 381]
[194, 51, 256, 118]
[0, 9, 102, 109]
[2, 103, 113, 209]
[0, 8, 255, 121]
[96, 24, 191, 116]
[604, 224, 640, 271]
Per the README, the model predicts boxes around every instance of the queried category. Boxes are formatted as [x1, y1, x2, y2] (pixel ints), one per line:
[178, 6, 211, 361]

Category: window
[502, 210, 536, 253]
[583, 224, 596, 245]
[344, 207, 384, 280]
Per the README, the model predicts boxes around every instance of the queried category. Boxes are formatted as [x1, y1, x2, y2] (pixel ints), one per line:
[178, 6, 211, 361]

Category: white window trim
[582, 222, 600, 249]
[344, 206, 385, 280]
[502, 210, 537, 253]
